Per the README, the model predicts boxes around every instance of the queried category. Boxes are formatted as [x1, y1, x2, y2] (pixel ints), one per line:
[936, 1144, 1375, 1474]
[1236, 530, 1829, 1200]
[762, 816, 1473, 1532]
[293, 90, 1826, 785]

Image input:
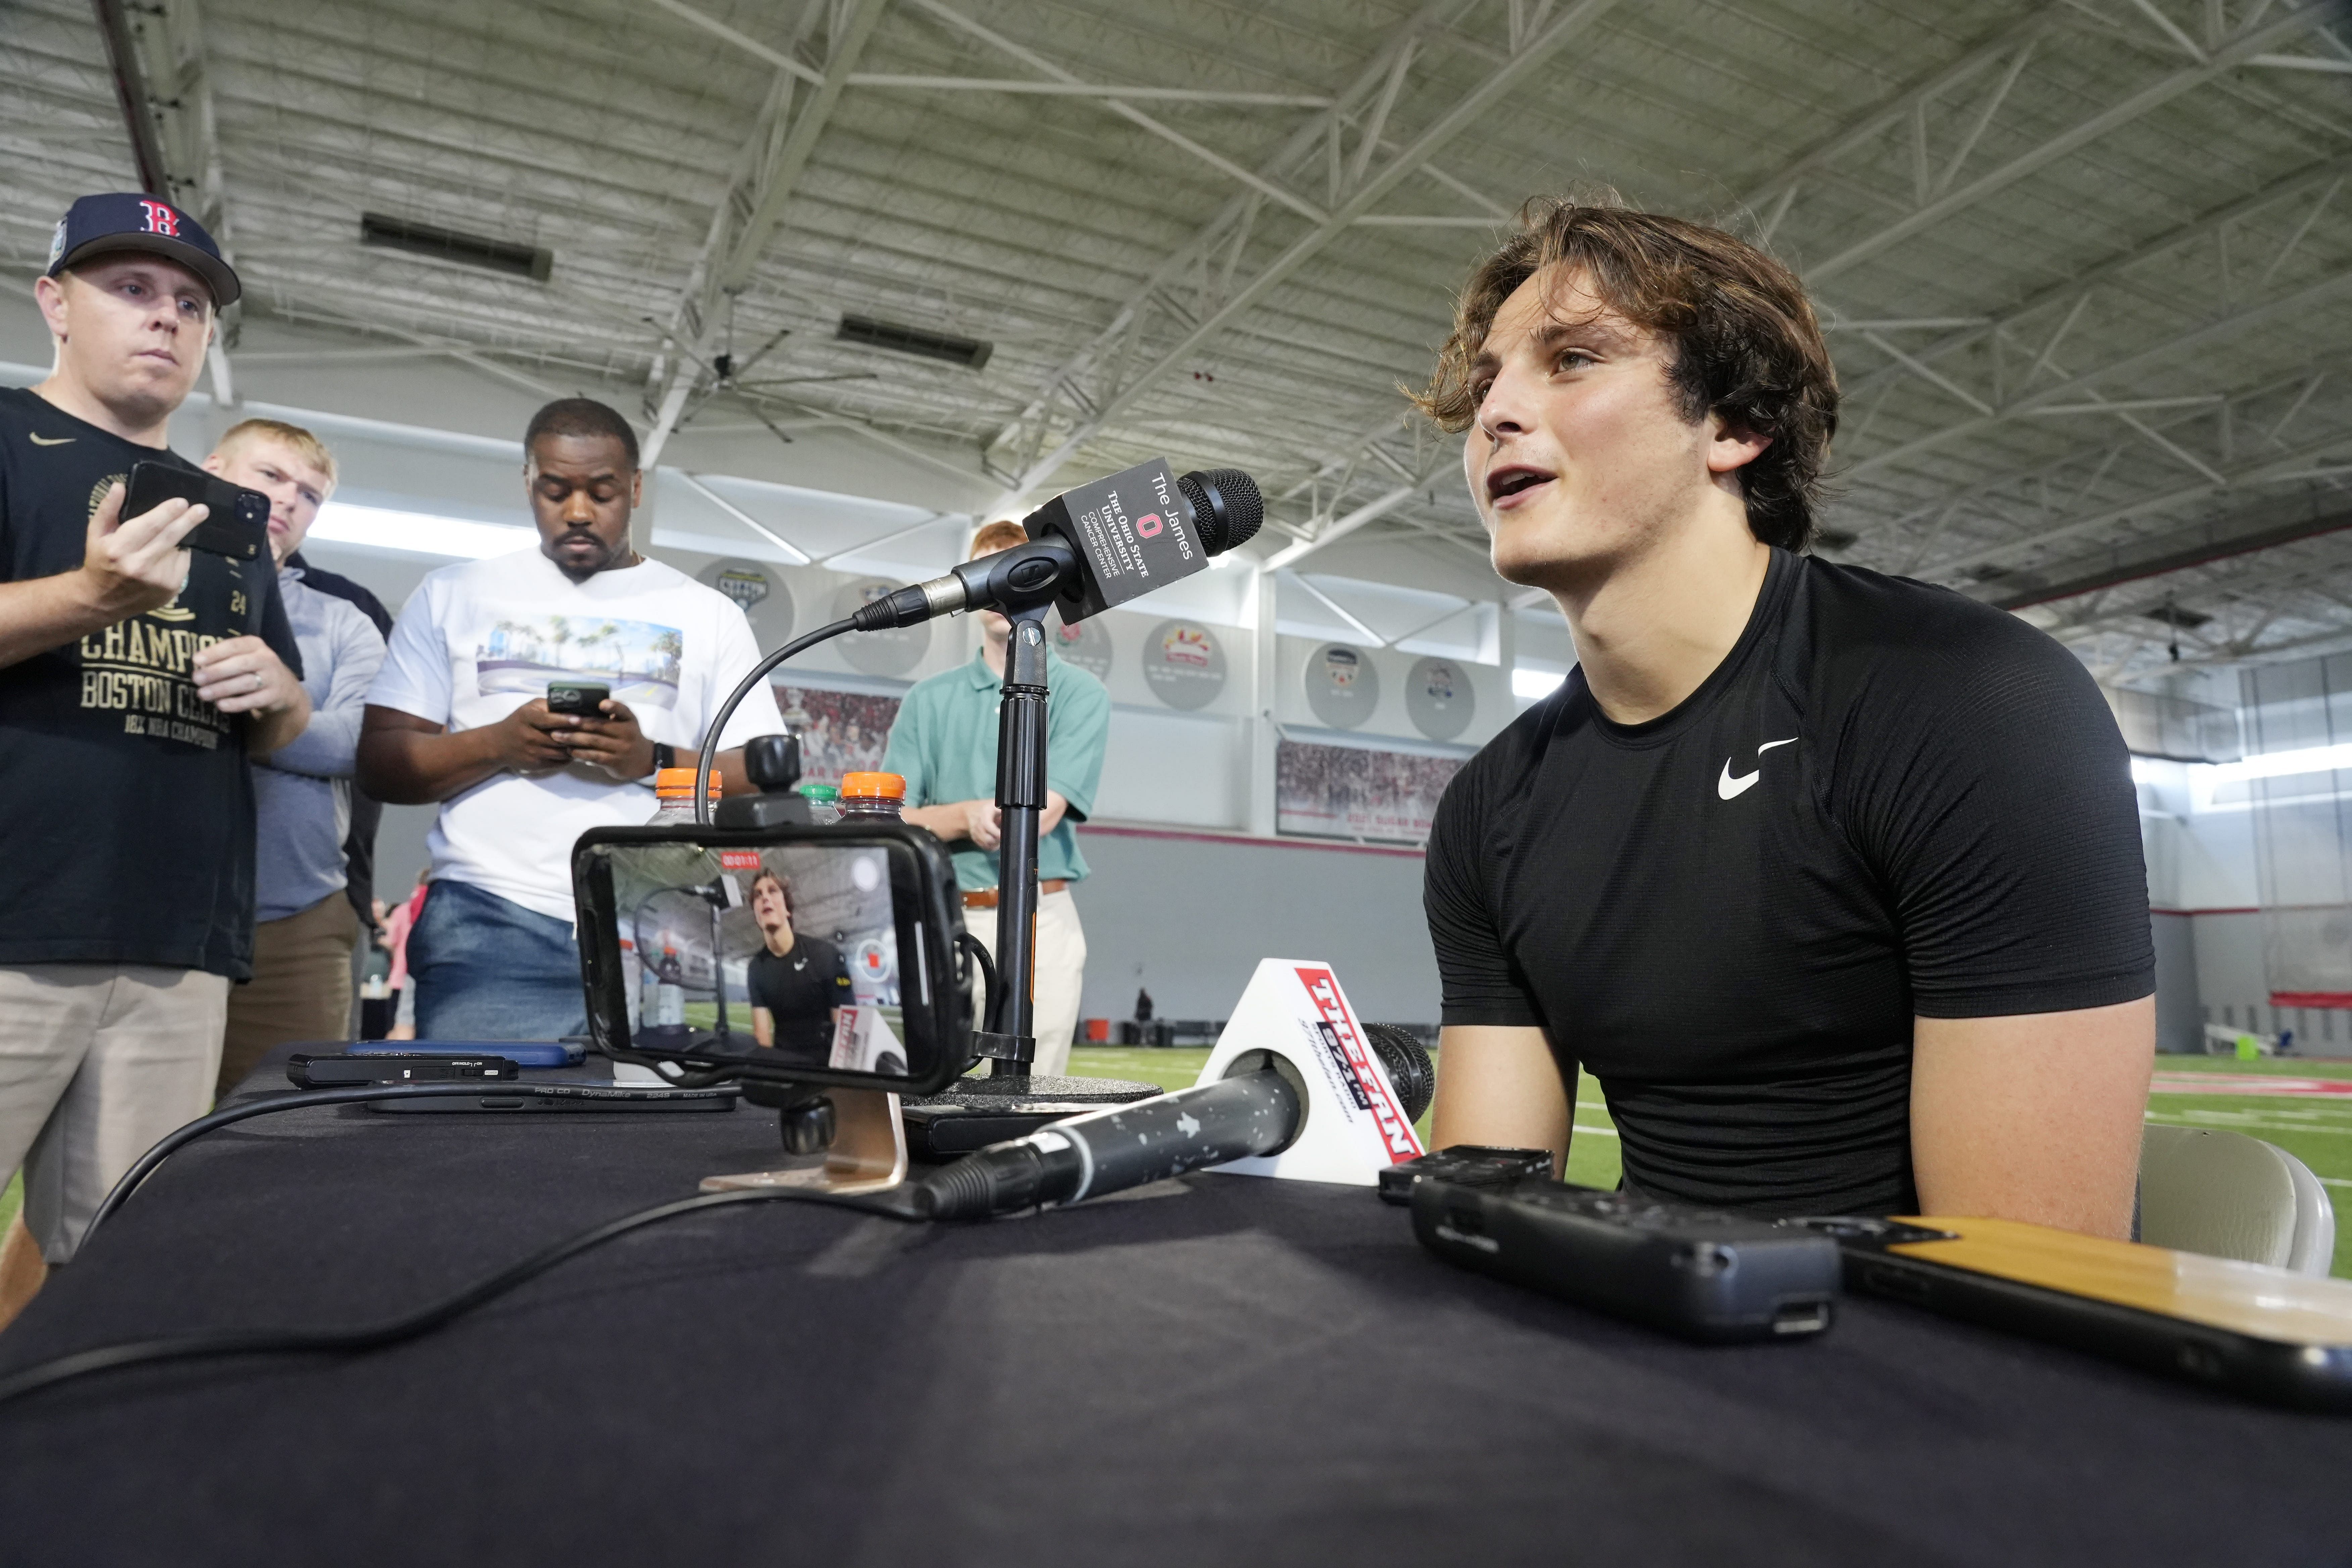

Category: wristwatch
[650, 741, 674, 778]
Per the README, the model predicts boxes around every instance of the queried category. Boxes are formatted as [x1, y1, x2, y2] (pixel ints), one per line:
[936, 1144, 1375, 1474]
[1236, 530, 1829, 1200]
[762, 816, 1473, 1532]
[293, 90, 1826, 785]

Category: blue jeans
[408, 879, 587, 1041]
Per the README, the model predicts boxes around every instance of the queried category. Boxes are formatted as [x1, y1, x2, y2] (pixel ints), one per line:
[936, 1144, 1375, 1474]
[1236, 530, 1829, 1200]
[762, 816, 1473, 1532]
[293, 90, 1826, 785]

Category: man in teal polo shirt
[884, 520, 1111, 1076]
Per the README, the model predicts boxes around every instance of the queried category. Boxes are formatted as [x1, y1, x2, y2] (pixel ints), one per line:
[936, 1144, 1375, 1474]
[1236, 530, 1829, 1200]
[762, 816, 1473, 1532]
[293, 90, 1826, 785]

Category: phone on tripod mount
[573, 820, 974, 1097]
[574, 817, 980, 1195]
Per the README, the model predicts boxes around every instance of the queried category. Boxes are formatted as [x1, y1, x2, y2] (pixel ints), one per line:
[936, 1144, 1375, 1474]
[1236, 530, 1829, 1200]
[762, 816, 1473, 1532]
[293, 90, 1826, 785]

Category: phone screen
[575, 832, 962, 1090]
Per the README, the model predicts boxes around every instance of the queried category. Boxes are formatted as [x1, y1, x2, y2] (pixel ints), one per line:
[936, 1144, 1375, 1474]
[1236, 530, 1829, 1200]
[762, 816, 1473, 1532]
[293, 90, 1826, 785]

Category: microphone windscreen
[1178, 469, 1264, 555]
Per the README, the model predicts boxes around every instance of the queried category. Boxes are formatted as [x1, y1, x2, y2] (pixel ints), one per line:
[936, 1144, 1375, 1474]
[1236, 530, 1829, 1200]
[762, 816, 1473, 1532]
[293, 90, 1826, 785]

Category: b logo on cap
[138, 200, 181, 238]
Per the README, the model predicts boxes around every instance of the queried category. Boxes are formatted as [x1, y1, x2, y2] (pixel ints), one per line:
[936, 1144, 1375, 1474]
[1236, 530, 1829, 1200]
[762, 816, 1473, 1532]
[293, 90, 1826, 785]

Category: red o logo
[1135, 512, 1163, 538]
[138, 200, 181, 237]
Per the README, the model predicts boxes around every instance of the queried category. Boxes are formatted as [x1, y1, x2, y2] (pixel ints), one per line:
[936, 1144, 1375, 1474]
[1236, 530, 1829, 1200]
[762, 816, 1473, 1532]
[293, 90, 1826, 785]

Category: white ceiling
[5, 0, 2350, 679]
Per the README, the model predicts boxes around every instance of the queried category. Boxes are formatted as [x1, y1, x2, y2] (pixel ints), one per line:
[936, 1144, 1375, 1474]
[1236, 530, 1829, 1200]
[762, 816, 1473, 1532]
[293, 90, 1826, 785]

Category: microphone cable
[6, 1065, 1319, 1409]
[0, 1182, 921, 1412]
[83, 1082, 738, 1239]
[692, 617, 857, 826]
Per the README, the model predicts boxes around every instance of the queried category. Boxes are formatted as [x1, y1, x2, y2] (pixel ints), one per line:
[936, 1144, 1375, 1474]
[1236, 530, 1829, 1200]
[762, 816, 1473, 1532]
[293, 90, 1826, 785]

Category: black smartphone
[287, 1053, 521, 1087]
[572, 821, 974, 1096]
[546, 681, 611, 716]
[123, 460, 271, 561]
[1802, 1215, 2352, 1412]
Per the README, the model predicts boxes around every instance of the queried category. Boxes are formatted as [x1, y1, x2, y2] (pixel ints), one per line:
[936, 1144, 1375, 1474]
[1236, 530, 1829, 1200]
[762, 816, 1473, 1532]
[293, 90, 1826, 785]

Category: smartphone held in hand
[123, 460, 272, 561]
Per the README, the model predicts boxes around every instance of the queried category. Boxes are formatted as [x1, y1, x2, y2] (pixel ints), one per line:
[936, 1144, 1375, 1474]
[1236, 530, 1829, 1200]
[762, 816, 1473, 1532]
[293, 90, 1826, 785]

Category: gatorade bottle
[649, 766, 722, 824]
[653, 940, 687, 1028]
[837, 772, 906, 822]
[796, 781, 842, 825]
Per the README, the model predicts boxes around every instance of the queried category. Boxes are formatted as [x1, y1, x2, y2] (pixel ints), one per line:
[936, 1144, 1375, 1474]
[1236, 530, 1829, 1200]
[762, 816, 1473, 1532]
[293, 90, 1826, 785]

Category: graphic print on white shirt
[366, 548, 781, 921]
[475, 613, 684, 708]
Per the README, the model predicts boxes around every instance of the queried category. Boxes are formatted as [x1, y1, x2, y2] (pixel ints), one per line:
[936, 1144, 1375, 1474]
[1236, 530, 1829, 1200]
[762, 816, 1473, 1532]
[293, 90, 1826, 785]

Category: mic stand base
[701, 1087, 908, 1195]
[900, 1073, 1163, 1160]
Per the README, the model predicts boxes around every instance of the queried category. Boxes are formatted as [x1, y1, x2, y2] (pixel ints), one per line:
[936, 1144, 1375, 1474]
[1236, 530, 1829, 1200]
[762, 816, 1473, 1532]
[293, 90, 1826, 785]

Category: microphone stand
[974, 602, 1052, 1076]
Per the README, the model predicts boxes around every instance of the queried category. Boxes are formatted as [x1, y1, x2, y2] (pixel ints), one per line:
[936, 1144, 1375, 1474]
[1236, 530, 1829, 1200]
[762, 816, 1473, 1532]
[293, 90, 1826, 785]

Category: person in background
[883, 521, 1110, 1078]
[356, 398, 780, 1039]
[745, 869, 850, 1066]
[0, 195, 308, 1324]
[281, 547, 395, 964]
[206, 419, 385, 1094]
[381, 867, 426, 1041]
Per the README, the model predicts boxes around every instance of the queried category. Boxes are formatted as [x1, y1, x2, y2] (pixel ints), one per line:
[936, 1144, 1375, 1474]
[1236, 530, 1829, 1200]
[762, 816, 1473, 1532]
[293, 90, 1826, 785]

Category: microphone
[909, 1066, 1303, 1220]
[853, 460, 1263, 632]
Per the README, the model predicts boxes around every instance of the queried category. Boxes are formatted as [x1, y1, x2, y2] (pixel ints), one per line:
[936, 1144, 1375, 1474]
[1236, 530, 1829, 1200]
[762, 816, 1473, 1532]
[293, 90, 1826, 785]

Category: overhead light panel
[836, 314, 992, 370]
[360, 212, 552, 282]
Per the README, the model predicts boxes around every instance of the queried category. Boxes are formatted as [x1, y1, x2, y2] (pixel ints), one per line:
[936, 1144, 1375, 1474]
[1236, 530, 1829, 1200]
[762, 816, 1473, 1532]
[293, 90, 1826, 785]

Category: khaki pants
[0, 964, 228, 1264]
[218, 893, 361, 1097]
[966, 887, 1087, 1078]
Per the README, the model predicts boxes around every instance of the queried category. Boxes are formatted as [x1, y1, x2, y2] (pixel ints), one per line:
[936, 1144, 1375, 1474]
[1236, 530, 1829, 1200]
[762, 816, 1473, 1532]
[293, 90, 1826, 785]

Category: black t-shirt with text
[0, 386, 302, 978]
[1424, 549, 2153, 1217]
[747, 935, 851, 1064]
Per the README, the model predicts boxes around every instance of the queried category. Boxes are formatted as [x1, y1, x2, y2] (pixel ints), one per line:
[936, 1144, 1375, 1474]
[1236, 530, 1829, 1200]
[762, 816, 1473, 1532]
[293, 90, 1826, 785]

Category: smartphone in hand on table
[123, 460, 272, 562]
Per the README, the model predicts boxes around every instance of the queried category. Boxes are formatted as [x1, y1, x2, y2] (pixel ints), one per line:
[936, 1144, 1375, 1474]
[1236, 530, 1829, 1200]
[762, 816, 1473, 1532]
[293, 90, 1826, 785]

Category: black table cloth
[2, 1063, 2349, 1566]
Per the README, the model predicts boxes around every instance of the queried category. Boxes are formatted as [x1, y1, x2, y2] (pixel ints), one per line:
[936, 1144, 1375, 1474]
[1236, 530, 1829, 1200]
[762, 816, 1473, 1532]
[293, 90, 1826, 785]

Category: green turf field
[6, 1050, 2342, 1279]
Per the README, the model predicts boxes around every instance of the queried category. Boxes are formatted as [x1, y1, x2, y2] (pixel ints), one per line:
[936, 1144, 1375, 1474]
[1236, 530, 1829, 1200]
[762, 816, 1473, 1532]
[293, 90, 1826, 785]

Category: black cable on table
[0, 1183, 923, 1412]
[85, 1084, 619, 1238]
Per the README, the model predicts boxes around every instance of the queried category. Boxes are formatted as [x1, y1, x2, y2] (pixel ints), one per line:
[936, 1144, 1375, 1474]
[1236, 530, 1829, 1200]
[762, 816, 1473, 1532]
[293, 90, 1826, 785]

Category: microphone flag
[1028, 457, 1207, 623]
[1192, 959, 1426, 1185]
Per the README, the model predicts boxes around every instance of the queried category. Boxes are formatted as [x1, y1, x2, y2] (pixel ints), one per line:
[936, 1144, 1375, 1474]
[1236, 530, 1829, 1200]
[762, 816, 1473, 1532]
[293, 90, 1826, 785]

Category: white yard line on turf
[2146, 1112, 2352, 1136]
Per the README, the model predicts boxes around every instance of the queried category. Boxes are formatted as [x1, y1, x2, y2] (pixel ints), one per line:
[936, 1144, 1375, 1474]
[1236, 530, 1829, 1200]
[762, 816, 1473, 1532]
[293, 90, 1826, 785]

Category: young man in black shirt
[744, 869, 850, 1067]
[0, 195, 308, 1316]
[1416, 203, 2154, 1235]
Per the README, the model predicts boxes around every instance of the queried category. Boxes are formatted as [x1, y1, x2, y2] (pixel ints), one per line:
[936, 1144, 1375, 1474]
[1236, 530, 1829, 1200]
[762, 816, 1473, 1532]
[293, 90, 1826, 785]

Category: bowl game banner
[774, 686, 901, 783]
[1275, 738, 1463, 845]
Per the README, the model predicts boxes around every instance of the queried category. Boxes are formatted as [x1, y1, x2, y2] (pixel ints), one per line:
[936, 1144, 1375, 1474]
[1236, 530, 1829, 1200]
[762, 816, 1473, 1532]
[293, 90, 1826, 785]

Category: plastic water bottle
[795, 781, 841, 825]
[654, 942, 686, 1027]
[837, 771, 906, 822]
[649, 765, 720, 824]
[623, 768, 716, 1085]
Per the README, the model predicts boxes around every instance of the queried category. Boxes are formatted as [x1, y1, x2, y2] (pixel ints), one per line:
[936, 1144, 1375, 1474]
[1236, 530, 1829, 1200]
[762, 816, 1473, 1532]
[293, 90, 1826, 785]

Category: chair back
[2139, 1124, 2337, 1277]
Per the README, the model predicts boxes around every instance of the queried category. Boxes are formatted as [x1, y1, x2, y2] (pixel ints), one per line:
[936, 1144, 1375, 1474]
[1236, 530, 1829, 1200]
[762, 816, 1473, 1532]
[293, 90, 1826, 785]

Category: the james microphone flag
[1027, 457, 1208, 623]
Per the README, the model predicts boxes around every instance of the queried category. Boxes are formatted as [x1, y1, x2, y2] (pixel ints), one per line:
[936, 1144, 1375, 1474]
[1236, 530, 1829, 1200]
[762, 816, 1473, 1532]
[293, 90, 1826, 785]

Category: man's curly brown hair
[1414, 199, 1839, 552]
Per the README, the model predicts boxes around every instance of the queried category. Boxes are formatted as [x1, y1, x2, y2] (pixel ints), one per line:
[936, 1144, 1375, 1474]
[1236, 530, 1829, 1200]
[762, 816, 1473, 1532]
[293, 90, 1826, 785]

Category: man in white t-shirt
[357, 398, 781, 1039]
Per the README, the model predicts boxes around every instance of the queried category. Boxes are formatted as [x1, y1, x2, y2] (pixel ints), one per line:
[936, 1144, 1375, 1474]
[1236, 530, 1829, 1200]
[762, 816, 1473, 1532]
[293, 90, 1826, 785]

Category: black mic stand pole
[974, 603, 1051, 1077]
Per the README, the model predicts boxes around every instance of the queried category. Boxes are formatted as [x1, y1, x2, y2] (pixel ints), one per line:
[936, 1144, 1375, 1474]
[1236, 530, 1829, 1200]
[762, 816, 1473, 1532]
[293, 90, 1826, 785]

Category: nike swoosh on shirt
[1717, 738, 1799, 800]
[28, 433, 74, 446]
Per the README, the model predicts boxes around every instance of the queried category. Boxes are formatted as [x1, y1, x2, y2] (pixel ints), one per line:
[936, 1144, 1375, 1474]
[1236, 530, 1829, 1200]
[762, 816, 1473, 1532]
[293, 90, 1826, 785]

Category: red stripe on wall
[1078, 822, 1426, 859]
[2272, 993, 2352, 1010]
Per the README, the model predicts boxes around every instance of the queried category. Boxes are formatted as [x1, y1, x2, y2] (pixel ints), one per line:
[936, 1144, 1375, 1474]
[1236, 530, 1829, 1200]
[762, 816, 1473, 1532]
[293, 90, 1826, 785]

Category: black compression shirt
[1424, 549, 2153, 1217]
[747, 935, 851, 1065]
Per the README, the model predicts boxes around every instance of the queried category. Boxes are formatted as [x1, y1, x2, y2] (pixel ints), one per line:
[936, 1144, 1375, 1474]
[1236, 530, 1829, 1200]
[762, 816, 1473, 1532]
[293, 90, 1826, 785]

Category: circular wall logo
[696, 557, 795, 649]
[1142, 620, 1225, 710]
[1406, 655, 1475, 741]
[1306, 643, 1381, 729]
[1051, 610, 1114, 680]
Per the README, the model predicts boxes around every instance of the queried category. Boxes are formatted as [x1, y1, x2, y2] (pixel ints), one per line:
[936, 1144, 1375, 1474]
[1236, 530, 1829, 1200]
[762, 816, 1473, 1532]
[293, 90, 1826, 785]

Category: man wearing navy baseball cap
[0, 193, 308, 1323]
